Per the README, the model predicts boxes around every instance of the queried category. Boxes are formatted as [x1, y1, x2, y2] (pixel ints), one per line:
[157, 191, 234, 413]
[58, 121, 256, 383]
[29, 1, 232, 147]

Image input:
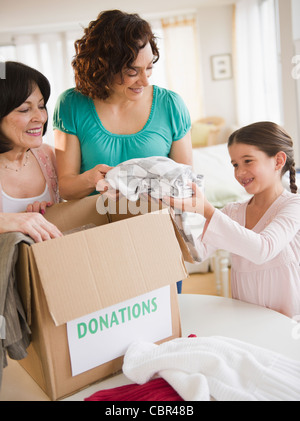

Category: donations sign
[67, 286, 172, 376]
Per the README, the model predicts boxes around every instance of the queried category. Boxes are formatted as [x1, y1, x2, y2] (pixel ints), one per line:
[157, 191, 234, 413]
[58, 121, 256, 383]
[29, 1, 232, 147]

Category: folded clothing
[97, 156, 204, 201]
[0, 232, 33, 389]
[96, 156, 205, 263]
[122, 336, 300, 401]
[84, 377, 183, 401]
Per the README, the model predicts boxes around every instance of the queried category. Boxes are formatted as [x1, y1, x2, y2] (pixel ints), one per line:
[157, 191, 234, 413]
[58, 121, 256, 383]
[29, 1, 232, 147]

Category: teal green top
[53, 85, 191, 174]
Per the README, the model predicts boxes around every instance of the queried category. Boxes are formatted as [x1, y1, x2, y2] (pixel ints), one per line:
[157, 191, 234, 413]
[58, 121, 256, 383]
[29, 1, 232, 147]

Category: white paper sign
[67, 285, 172, 376]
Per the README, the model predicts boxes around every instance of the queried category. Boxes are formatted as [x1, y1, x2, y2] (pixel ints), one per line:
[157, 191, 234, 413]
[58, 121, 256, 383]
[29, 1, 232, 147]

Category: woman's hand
[163, 182, 215, 220]
[0, 212, 63, 243]
[26, 201, 53, 215]
[89, 164, 112, 189]
[94, 165, 122, 201]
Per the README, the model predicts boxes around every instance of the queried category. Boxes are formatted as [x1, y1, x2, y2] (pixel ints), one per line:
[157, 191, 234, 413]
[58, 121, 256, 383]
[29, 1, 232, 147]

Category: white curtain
[1, 24, 167, 146]
[0, 30, 82, 146]
[234, 0, 282, 126]
[161, 15, 203, 123]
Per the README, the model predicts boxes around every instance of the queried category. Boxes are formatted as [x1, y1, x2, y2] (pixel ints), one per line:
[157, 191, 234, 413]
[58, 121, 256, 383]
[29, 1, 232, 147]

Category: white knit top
[123, 336, 300, 401]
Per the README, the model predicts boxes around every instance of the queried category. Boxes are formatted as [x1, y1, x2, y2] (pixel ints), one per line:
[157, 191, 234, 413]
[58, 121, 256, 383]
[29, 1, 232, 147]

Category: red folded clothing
[85, 377, 183, 401]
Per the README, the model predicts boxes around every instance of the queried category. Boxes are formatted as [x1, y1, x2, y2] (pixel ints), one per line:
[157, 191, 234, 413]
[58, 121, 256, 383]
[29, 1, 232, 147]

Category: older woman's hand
[0, 212, 63, 243]
[26, 201, 53, 215]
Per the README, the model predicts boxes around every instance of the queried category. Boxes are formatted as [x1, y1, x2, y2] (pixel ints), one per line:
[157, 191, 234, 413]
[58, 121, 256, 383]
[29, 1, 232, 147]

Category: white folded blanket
[122, 336, 300, 401]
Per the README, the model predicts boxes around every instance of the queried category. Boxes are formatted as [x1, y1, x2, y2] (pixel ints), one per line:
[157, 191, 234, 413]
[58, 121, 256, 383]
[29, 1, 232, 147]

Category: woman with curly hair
[53, 9, 193, 200]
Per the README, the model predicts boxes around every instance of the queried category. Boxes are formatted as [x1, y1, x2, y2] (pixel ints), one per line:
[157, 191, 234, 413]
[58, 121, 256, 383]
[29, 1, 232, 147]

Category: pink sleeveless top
[0, 144, 60, 212]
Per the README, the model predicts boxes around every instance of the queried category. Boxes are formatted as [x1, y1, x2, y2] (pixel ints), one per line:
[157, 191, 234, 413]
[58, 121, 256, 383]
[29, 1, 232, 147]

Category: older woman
[53, 9, 193, 200]
[0, 61, 62, 242]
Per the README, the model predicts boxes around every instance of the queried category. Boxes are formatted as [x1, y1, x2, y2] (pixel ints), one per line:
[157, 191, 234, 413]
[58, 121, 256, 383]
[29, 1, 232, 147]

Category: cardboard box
[16, 194, 189, 400]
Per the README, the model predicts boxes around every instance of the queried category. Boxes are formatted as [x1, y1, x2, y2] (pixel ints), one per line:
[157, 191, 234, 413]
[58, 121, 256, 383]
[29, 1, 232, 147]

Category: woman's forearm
[58, 172, 96, 200]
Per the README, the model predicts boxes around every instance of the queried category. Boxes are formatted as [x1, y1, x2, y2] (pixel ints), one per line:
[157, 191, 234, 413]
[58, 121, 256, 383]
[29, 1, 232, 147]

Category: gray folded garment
[100, 157, 205, 263]
[0, 232, 33, 389]
[104, 156, 204, 201]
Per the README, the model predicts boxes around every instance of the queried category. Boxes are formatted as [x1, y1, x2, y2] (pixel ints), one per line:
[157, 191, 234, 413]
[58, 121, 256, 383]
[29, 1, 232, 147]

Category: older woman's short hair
[0, 61, 50, 153]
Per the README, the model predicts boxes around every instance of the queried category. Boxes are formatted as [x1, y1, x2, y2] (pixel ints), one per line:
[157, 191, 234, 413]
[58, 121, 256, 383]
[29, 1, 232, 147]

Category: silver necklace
[0, 150, 30, 172]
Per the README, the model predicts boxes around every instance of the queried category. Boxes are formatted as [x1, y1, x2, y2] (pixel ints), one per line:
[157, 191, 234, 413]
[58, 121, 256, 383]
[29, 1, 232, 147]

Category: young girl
[165, 121, 300, 318]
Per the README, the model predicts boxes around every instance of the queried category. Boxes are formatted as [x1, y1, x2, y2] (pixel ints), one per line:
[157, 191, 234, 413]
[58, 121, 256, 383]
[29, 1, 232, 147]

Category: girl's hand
[163, 182, 205, 214]
[163, 182, 215, 220]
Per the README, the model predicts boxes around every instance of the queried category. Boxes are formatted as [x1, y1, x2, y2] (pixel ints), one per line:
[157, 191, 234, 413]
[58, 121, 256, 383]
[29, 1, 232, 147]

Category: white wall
[0, 0, 233, 36]
[292, 0, 300, 166]
[292, 0, 300, 40]
[196, 5, 236, 125]
[278, 0, 300, 165]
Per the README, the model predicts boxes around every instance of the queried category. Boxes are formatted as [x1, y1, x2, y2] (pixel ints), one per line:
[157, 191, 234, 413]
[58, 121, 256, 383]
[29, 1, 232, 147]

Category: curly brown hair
[72, 10, 159, 100]
[228, 121, 298, 194]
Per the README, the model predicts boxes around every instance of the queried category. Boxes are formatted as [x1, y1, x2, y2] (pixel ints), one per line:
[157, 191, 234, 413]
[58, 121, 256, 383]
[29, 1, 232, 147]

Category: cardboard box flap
[44, 194, 109, 233]
[16, 243, 32, 326]
[101, 195, 165, 223]
[30, 211, 187, 326]
[169, 217, 195, 264]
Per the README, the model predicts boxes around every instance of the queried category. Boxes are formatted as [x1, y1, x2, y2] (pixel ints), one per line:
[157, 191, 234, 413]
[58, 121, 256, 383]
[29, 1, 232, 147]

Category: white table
[1, 294, 299, 401]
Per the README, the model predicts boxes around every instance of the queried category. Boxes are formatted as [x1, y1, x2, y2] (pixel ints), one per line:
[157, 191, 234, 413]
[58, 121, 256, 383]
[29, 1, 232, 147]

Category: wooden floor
[181, 270, 231, 298]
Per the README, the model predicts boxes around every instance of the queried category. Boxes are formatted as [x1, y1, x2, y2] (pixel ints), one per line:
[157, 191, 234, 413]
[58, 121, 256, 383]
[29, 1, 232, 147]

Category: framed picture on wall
[211, 54, 232, 81]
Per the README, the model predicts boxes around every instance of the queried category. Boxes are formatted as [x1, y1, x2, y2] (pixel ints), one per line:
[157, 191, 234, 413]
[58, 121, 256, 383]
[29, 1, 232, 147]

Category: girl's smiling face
[228, 142, 284, 194]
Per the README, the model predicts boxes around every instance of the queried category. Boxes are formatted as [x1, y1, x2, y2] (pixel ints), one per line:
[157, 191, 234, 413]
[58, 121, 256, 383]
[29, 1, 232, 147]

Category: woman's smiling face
[0, 84, 47, 151]
[110, 42, 154, 101]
